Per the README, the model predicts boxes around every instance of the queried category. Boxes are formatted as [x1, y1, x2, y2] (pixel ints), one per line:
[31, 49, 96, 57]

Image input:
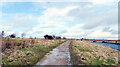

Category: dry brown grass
[1, 37, 66, 66]
[70, 40, 120, 66]
[1, 37, 61, 51]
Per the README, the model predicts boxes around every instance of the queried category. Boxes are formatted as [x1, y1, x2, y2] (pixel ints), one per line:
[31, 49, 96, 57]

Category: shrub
[16, 43, 21, 46]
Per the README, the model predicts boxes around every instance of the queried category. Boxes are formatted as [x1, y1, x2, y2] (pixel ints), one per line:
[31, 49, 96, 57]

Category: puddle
[67, 51, 71, 65]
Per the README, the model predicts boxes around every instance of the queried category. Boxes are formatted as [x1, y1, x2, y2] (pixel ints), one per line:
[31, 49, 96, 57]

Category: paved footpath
[34, 41, 71, 66]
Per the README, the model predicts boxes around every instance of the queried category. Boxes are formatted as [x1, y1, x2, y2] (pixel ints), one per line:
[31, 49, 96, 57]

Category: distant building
[76, 39, 79, 40]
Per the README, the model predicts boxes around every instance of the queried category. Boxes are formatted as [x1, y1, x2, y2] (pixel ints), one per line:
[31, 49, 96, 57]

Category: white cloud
[89, 0, 118, 5]
[30, 6, 79, 35]
[39, 6, 78, 25]
[88, 30, 118, 38]
[57, 24, 85, 38]
[65, 24, 84, 33]
[0, 25, 12, 31]
[61, 32, 85, 38]
[1, 2, 118, 39]
[1, 0, 119, 3]
[68, 4, 118, 29]
[2, 13, 40, 32]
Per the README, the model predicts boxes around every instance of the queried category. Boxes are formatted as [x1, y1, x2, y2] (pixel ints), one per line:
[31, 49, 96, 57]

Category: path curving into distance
[34, 40, 71, 66]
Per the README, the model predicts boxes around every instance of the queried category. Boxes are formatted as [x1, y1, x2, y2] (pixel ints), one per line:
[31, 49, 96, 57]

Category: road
[34, 40, 71, 66]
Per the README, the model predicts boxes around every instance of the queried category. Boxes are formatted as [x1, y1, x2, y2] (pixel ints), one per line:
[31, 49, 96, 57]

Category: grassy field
[2, 37, 120, 66]
[1, 37, 66, 66]
[69, 41, 120, 66]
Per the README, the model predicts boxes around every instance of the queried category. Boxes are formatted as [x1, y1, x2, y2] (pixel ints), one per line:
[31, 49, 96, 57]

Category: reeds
[1, 37, 38, 52]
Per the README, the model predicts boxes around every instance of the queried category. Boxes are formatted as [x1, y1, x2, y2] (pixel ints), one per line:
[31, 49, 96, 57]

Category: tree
[9, 34, 16, 38]
[53, 35, 56, 39]
[63, 37, 66, 39]
[29, 36, 32, 38]
[1, 31, 5, 37]
[44, 35, 54, 39]
[21, 33, 25, 38]
[44, 35, 48, 39]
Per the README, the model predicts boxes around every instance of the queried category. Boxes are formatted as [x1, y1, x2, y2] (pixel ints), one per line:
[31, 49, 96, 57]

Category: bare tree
[29, 36, 32, 38]
[21, 33, 25, 38]
[1, 31, 5, 37]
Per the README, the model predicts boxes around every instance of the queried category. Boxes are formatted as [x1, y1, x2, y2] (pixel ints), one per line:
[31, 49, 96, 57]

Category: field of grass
[69, 41, 120, 66]
[2, 37, 120, 66]
[1, 37, 66, 66]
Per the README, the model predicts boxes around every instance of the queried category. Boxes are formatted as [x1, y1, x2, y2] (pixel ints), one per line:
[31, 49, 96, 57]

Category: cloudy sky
[0, 0, 119, 39]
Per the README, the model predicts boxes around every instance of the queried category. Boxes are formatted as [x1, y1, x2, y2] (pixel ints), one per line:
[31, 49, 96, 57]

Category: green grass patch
[106, 59, 115, 64]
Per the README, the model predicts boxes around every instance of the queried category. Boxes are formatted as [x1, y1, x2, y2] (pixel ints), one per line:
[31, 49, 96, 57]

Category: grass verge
[2, 39, 66, 67]
[69, 40, 119, 66]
